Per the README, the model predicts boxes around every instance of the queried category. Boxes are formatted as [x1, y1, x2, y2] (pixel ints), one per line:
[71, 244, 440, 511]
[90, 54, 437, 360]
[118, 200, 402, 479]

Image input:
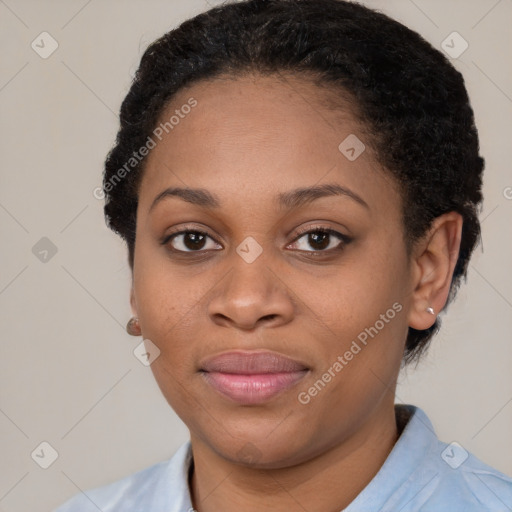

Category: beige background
[0, 0, 511, 510]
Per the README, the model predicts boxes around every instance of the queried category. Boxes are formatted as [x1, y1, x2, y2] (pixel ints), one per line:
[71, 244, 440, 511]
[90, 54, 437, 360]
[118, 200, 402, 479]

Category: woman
[55, 0, 512, 510]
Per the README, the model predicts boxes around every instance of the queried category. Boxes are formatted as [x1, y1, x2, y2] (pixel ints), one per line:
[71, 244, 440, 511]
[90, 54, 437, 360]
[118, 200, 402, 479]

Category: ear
[407, 212, 463, 330]
[130, 286, 138, 317]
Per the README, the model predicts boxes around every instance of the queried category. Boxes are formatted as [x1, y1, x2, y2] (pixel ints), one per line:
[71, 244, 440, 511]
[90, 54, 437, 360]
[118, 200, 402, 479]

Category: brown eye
[307, 231, 330, 251]
[165, 231, 222, 252]
[290, 228, 350, 253]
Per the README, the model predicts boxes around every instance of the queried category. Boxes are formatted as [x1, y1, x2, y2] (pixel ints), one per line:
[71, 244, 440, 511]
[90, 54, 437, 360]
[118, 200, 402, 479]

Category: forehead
[161, 71, 359, 151]
[138, 73, 398, 215]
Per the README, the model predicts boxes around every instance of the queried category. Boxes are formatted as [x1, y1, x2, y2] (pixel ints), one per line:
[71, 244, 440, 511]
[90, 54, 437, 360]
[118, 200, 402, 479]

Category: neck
[189, 397, 399, 512]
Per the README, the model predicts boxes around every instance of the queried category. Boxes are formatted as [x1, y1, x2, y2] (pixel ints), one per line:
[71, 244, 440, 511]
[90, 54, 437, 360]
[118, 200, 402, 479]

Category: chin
[205, 426, 317, 469]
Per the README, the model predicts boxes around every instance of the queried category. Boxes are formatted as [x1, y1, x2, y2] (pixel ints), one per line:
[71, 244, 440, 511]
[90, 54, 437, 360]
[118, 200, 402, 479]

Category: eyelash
[161, 224, 352, 257]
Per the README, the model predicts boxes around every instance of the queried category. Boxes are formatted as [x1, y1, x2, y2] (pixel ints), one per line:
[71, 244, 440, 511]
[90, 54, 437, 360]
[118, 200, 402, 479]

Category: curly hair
[103, 0, 484, 364]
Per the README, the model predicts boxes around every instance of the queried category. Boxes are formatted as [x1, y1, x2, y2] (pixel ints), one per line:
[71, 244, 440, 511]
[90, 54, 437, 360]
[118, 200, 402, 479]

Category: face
[131, 73, 414, 468]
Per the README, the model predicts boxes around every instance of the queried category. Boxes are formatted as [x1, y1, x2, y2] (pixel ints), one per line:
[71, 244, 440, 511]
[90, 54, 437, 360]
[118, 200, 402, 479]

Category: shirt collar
[344, 404, 440, 511]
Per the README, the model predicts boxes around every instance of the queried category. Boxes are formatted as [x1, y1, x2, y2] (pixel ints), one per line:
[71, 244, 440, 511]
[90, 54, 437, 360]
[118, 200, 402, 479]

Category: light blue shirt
[54, 405, 512, 511]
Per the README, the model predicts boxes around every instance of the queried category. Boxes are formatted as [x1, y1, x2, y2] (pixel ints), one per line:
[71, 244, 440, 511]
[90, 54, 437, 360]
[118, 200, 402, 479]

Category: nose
[207, 253, 295, 332]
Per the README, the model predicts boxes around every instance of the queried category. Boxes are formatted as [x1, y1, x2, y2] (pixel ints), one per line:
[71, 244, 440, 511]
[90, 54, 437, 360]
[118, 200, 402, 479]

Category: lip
[200, 351, 309, 405]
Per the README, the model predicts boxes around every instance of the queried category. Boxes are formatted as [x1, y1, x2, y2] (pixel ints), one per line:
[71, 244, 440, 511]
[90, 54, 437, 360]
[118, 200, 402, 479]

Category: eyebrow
[149, 182, 369, 212]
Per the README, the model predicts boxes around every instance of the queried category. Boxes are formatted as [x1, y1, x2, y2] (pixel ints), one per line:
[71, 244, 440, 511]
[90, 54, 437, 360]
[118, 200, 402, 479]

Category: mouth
[199, 350, 310, 405]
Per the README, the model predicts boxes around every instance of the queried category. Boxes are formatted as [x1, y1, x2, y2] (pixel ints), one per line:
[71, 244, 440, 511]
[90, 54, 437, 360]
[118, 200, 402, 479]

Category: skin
[129, 73, 462, 512]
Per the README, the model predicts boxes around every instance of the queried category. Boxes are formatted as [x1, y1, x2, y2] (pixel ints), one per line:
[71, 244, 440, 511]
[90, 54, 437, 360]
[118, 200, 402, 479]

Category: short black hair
[103, 0, 484, 364]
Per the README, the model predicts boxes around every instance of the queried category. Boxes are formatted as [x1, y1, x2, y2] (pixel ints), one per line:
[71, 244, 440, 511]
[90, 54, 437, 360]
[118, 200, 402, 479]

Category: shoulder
[346, 405, 512, 512]
[396, 406, 512, 511]
[53, 442, 192, 512]
[421, 439, 512, 511]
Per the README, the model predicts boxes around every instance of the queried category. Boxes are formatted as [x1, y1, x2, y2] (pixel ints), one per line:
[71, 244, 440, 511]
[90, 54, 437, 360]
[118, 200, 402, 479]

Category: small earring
[426, 307, 435, 315]
[126, 317, 141, 336]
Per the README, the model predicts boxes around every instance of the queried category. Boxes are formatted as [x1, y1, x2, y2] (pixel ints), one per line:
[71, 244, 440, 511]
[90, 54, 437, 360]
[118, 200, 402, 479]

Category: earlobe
[127, 287, 142, 336]
[407, 212, 463, 331]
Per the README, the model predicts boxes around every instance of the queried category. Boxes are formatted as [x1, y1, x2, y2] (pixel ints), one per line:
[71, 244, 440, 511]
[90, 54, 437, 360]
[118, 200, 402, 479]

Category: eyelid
[161, 223, 352, 256]
[161, 224, 222, 246]
[289, 224, 352, 245]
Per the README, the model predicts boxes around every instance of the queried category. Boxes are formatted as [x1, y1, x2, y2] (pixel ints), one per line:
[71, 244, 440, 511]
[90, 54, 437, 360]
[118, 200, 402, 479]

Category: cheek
[134, 266, 202, 415]
[309, 243, 409, 388]
[132, 245, 198, 363]
[320, 248, 406, 332]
